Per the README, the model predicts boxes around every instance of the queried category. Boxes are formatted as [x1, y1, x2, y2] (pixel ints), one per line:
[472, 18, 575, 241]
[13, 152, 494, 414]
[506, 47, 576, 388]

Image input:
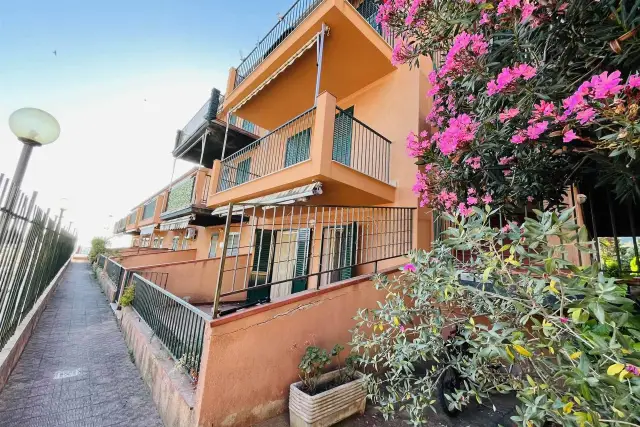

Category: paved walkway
[0, 261, 163, 427]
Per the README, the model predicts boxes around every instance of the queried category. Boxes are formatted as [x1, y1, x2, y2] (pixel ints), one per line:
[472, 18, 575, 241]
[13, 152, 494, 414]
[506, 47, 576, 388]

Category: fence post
[212, 204, 234, 318]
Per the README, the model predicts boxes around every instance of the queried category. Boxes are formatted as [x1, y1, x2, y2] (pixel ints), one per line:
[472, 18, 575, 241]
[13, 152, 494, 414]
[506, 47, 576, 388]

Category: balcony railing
[349, 0, 395, 46]
[212, 203, 415, 317]
[217, 107, 317, 192]
[234, 0, 324, 88]
[333, 107, 392, 183]
[165, 176, 196, 213]
[131, 273, 211, 378]
[97, 254, 107, 269]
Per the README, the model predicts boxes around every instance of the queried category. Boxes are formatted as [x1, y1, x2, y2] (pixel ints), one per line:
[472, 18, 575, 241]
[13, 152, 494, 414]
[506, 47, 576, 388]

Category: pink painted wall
[193, 270, 398, 427]
[118, 249, 197, 269]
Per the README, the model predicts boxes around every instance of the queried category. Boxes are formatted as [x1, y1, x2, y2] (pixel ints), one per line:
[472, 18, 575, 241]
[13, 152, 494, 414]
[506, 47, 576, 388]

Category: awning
[159, 215, 193, 231]
[139, 224, 157, 236]
[212, 182, 323, 217]
[230, 27, 329, 114]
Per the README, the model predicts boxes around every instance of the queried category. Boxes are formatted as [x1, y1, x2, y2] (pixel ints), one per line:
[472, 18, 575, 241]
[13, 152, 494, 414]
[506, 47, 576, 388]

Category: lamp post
[6, 108, 60, 211]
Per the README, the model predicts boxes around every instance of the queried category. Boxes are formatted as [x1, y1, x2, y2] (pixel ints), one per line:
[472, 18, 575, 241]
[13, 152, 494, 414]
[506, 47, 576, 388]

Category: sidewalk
[0, 261, 163, 427]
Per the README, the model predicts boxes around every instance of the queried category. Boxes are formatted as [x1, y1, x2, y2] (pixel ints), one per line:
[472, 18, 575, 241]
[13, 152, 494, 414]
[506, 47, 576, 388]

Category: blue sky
[0, 0, 293, 245]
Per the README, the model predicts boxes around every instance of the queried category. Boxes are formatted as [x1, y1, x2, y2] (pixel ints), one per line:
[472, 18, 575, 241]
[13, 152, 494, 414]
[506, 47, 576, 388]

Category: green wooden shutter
[247, 229, 273, 303]
[220, 167, 232, 191]
[339, 223, 358, 281]
[333, 106, 354, 166]
[291, 228, 311, 293]
[284, 128, 311, 168]
[229, 114, 237, 126]
[235, 158, 251, 185]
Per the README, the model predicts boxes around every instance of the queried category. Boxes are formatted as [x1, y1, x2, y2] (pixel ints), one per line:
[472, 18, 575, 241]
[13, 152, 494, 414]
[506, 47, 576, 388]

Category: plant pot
[289, 370, 367, 427]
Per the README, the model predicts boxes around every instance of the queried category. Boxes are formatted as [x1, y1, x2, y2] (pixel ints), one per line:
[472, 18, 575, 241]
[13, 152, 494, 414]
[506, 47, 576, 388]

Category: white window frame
[172, 236, 180, 251]
[226, 232, 240, 256]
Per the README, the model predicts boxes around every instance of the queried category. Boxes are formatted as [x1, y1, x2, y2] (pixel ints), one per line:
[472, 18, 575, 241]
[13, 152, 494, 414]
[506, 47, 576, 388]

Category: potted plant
[289, 344, 366, 427]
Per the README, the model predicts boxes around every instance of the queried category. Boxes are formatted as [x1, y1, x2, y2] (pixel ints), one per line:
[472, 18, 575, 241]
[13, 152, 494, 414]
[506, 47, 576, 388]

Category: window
[133, 238, 139, 247]
[333, 106, 354, 166]
[172, 236, 180, 251]
[141, 237, 150, 248]
[181, 237, 189, 250]
[208, 232, 219, 258]
[153, 237, 159, 248]
[235, 158, 251, 185]
[226, 232, 240, 256]
[229, 114, 237, 126]
[219, 166, 232, 191]
[242, 120, 255, 133]
[142, 198, 156, 220]
[158, 237, 164, 248]
[284, 128, 311, 168]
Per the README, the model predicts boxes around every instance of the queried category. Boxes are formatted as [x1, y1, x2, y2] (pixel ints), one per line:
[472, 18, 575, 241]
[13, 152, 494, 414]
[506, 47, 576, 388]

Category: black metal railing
[350, 0, 395, 46]
[212, 203, 414, 317]
[334, 107, 392, 183]
[0, 172, 77, 352]
[105, 258, 126, 302]
[97, 254, 107, 269]
[217, 107, 317, 192]
[234, 0, 324, 88]
[130, 273, 211, 378]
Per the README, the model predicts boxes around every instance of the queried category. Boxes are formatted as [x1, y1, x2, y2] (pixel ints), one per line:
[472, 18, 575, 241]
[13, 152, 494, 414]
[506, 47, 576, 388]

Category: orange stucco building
[104, 1, 443, 425]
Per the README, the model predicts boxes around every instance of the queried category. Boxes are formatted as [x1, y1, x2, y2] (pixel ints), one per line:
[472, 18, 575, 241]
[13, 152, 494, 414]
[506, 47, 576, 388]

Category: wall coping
[209, 264, 402, 327]
[133, 254, 249, 270]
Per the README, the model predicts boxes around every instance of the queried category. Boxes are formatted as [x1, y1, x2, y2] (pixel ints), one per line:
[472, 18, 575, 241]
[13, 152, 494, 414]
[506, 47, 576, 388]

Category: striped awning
[139, 224, 157, 236]
[159, 215, 193, 231]
[229, 27, 329, 114]
[211, 182, 323, 217]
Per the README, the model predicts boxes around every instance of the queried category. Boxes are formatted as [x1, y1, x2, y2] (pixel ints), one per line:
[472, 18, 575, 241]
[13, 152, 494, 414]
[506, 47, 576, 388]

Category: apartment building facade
[102, 0, 442, 425]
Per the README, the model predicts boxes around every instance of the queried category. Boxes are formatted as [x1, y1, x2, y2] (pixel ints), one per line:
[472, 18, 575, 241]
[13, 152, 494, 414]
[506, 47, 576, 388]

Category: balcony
[125, 210, 139, 234]
[207, 92, 395, 208]
[222, 0, 396, 130]
[173, 88, 267, 168]
[160, 169, 232, 229]
[113, 217, 127, 235]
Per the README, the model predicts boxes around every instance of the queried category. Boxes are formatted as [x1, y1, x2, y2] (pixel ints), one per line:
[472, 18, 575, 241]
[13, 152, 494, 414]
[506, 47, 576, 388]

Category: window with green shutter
[292, 228, 311, 293]
[229, 114, 237, 126]
[235, 158, 252, 185]
[247, 229, 274, 303]
[242, 120, 255, 134]
[284, 128, 311, 168]
[142, 198, 156, 220]
[333, 106, 354, 166]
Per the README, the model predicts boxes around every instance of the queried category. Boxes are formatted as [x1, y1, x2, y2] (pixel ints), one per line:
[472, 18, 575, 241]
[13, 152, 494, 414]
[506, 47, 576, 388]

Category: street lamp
[6, 107, 60, 211]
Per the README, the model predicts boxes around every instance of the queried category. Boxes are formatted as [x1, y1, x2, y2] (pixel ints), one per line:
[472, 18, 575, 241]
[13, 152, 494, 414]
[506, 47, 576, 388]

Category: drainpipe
[314, 23, 327, 103]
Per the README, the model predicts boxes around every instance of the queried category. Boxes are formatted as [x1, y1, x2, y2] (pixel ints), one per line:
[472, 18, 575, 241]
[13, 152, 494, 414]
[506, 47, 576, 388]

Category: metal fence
[130, 273, 211, 378]
[350, 0, 395, 47]
[431, 185, 639, 279]
[217, 107, 317, 192]
[0, 173, 77, 352]
[212, 203, 414, 316]
[105, 258, 126, 302]
[97, 254, 107, 268]
[234, 0, 324, 88]
[333, 107, 392, 183]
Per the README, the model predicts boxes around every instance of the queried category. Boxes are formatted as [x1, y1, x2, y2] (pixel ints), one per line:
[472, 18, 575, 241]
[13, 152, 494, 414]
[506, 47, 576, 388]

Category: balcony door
[284, 128, 311, 168]
[333, 106, 354, 167]
[319, 223, 358, 287]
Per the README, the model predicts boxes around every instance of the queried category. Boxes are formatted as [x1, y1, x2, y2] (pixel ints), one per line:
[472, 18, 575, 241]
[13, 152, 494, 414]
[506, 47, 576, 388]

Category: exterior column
[310, 91, 337, 178]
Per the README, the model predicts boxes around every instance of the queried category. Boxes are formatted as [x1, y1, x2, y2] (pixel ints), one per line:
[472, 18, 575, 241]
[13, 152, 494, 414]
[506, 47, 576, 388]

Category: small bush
[119, 285, 135, 307]
[88, 237, 109, 264]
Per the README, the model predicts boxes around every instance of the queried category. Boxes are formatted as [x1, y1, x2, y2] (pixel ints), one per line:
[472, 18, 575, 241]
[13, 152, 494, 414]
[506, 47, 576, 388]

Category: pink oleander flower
[628, 74, 640, 89]
[479, 11, 491, 25]
[440, 32, 488, 79]
[501, 224, 511, 233]
[482, 193, 493, 204]
[467, 196, 478, 205]
[526, 121, 549, 140]
[468, 188, 476, 195]
[531, 100, 556, 121]
[576, 108, 596, 125]
[467, 94, 476, 103]
[521, 1, 536, 21]
[458, 203, 473, 217]
[559, 317, 569, 324]
[391, 38, 415, 66]
[499, 156, 515, 165]
[627, 364, 640, 376]
[399, 325, 406, 333]
[563, 129, 578, 143]
[465, 156, 481, 170]
[437, 114, 479, 155]
[487, 63, 536, 95]
[438, 190, 458, 209]
[511, 132, 527, 144]
[404, 263, 417, 273]
[527, 196, 534, 202]
[590, 70, 624, 99]
[497, 0, 520, 15]
[499, 107, 520, 123]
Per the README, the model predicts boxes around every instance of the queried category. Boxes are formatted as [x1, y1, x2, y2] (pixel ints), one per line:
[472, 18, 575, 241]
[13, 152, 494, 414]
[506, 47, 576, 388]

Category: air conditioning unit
[186, 228, 197, 239]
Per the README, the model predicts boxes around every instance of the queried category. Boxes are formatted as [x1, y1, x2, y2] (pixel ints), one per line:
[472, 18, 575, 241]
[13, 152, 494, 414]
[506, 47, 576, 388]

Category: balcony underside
[159, 205, 235, 227]
[173, 120, 258, 168]
[226, 1, 395, 130]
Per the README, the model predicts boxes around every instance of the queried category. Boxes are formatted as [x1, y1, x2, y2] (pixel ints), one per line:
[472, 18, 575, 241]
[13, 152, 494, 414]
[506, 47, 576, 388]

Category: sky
[0, 0, 294, 247]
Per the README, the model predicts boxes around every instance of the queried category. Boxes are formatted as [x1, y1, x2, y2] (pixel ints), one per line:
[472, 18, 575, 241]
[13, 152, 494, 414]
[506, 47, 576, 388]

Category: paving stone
[0, 262, 163, 427]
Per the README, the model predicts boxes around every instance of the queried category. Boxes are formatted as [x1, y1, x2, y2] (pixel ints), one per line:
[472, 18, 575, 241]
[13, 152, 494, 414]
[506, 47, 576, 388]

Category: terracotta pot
[289, 370, 367, 427]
